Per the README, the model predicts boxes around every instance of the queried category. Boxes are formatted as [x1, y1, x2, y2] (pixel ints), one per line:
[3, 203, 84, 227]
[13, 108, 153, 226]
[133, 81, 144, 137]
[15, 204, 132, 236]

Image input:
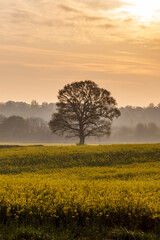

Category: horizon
[0, 99, 159, 109]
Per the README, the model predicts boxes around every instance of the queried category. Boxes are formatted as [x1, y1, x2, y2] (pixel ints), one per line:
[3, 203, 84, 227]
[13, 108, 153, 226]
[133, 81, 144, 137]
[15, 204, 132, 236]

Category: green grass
[0, 144, 159, 173]
[0, 144, 160, 239]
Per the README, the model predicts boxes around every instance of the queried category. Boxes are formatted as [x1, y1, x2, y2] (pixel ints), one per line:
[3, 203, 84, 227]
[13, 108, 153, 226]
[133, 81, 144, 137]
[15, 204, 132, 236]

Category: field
[0, 144, 160, 239]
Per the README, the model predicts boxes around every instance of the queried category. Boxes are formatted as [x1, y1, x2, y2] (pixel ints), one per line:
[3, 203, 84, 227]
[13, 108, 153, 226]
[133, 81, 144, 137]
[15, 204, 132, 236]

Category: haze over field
[0, 101, 160, 143]
[0, 0, 160, 106]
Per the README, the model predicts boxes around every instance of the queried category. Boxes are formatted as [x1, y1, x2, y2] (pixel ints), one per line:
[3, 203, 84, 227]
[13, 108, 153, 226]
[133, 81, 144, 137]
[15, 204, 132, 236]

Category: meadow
[0, 144, 160, 239]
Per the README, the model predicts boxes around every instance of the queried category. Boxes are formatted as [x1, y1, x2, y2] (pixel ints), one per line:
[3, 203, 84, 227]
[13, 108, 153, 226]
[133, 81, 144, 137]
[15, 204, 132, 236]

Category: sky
[0, 0, 160, 107]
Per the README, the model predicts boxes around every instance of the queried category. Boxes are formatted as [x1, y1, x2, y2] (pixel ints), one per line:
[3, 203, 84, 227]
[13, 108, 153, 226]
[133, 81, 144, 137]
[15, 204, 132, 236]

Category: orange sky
[0, 0, 160, 106]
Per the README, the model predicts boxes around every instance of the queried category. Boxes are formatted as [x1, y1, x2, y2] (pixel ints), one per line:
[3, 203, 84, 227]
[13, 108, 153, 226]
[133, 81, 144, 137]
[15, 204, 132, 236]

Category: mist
[0, 101, 160, 143]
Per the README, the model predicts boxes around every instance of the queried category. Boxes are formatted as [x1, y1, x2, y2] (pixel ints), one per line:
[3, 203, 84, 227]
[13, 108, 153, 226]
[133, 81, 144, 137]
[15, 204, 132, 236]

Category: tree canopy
[49, 80, 120, 144]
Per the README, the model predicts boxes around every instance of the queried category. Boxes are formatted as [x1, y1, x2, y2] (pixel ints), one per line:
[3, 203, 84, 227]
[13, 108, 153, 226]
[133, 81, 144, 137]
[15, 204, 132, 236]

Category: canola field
[0, 144, 160, 239]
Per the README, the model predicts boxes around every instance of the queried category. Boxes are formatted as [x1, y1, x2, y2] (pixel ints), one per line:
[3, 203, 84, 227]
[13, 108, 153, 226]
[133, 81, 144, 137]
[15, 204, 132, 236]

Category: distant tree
[134, 123, 147, 141]
[147, 103, 155, 108]
[41, 102, 48, 107]
[147, 122, 158, 134]
[0, 114, 6, 124]
[0, 115, 27, 131]
[49, 80, 120, 145]
[31, 100, 39, 107]
[26, 117, 47, 133]
[0, 116, 28, 141]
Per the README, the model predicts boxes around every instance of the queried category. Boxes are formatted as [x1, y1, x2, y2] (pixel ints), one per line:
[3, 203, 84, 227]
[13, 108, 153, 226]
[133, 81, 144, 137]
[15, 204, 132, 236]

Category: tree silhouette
[0, 116, 28, 141]
[49, 80, 120, 145]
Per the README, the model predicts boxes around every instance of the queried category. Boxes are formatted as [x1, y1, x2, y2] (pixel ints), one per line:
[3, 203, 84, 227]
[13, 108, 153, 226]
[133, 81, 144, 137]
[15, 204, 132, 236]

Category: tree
[49, 80, 120, 145]
[0, 116, 28, 141]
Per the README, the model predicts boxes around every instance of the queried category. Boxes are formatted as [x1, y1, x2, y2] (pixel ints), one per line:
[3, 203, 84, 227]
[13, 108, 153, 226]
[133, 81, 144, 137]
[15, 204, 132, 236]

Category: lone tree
[49, 80, 120, 145]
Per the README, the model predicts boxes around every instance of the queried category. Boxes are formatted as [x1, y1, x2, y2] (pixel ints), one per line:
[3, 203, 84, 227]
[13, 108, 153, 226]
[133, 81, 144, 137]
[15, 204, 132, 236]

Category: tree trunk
[79, 134, 85, 145]
[79, 121, 85, 145]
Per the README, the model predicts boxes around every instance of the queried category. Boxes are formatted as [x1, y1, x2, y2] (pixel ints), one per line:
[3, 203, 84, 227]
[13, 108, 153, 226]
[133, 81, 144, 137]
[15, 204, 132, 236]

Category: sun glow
[123, 0, 160, 22]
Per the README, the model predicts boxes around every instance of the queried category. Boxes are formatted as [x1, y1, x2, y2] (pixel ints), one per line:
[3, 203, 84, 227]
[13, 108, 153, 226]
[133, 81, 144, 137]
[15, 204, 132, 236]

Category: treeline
[0, 115, 160, 143]
[110, 122, 160, 143]
[0, 101, 160, 143]
[0, 115, 61, 142]
[0, 101, 56, 121]
[0, 101, 160, 127]
[114, 103, 160, 127]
